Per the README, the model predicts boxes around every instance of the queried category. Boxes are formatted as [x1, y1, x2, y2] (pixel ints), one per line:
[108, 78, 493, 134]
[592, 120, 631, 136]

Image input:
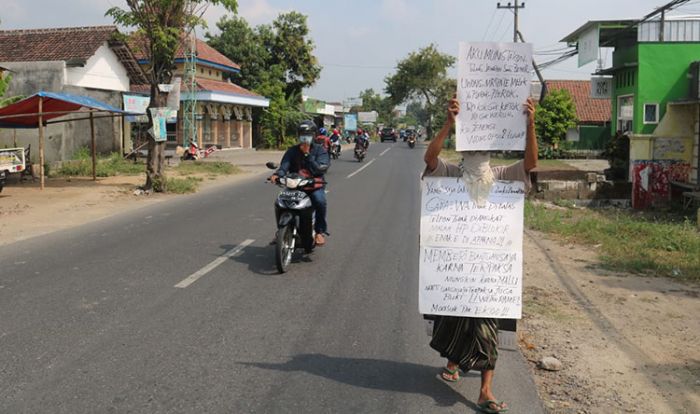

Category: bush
[166, 176, 202, 194]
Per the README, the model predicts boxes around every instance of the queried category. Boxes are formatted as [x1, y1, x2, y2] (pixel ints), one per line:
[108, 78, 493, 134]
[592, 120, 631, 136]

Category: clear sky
[3, 0, 700, 102]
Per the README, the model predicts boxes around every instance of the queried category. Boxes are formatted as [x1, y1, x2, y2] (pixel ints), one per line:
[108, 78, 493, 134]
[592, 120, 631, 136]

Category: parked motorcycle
[182, 141, 216, 161]
[329, 141, 341, 159]
[266, 162, 317, 273]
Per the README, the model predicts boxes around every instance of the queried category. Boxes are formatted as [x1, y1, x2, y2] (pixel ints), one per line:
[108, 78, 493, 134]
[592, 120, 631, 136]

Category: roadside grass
[525, 201, 700, 282]
[53, 148, 144, 177]
[173, 160, 240, 176]
[166, 176, 202, 194]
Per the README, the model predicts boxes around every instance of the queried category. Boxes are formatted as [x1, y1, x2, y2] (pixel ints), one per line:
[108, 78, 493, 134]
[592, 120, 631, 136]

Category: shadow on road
[224, 244, 314, 276]
[240, 353, 479, 410]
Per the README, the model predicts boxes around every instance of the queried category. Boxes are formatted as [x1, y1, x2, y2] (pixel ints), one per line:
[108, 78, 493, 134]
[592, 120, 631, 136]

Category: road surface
[0, 142, 545, 413]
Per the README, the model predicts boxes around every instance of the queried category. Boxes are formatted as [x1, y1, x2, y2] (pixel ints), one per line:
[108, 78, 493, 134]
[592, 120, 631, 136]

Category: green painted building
[563, 18, 700, 208]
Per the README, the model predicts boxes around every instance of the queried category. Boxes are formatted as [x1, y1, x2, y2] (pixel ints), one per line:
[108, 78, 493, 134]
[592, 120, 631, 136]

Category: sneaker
[315, 233, 325, 246]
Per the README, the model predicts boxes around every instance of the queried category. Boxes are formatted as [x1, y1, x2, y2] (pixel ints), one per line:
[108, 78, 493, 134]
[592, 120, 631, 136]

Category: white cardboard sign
[456, 42, 532, 152]
[419, 177, 524, 319]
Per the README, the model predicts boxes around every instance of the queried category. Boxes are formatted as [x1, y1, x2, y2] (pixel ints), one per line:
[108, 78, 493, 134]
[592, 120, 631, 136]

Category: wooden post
[90, 111, 96, 181]
[13, 129, 17, 147]
[38, 97, 45, 190]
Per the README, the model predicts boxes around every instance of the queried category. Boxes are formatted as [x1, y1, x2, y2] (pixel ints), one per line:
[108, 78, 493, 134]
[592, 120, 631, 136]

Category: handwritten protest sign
[456, 42, 532, 152]
[419, 177, 525, 318]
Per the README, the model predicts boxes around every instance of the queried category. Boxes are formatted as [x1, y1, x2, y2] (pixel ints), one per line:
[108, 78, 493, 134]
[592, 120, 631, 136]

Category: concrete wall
[66, 43, 129, 92]
[0, 61, 124, 162]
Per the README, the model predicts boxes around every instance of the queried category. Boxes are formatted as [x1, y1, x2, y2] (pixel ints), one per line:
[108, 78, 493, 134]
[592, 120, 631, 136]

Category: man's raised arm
[523, 97, 538, 173]
[424, 97, 460, 172]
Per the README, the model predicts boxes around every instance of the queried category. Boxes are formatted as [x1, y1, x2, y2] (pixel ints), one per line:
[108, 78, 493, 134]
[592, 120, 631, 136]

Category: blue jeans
[308, 187, 327, 234]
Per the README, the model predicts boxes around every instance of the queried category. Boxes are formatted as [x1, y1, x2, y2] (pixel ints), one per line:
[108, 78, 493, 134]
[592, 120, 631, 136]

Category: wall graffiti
[653, 137, 687, 159]
[632, 160, 691, 208]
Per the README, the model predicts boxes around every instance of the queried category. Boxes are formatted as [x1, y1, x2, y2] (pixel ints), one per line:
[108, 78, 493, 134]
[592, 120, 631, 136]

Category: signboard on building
[591, 76, 612, 99]
[344, 113, 358, 131]
[456, 41, 532, 151]
[358, 111, 378, 123]
[578, 25, 599, 67]
[419, 177, 525, 318]
[123, 94, 150, 123]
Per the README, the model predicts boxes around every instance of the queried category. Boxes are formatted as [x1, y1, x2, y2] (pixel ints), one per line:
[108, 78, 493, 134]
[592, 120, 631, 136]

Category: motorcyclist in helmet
[315, 127, 331, 152]
[329, 126, 342, 156]
[355, 128, 370, 150]
[270, 120, 330, 246]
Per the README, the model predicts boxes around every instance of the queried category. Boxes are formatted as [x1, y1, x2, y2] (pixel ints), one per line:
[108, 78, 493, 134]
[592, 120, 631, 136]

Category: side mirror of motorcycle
[266, 162, 278, 170]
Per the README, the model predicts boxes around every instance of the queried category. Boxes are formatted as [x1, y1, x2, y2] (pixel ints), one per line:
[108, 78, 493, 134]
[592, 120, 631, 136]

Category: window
[644, 103, 659, 124]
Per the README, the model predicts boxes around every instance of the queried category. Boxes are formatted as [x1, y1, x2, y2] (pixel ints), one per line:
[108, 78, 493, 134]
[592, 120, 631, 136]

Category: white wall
[66, 43, 129, 92]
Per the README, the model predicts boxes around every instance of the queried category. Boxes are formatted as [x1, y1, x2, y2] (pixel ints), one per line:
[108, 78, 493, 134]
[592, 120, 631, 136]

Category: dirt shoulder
[521, 229, 700, 413]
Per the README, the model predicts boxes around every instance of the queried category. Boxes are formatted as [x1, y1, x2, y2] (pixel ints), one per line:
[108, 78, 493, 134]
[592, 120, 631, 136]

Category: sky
[3, 0, 700, 102]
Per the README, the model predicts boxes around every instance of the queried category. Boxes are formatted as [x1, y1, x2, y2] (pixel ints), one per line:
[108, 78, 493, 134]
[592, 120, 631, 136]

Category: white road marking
[346, 158, 376, 179]
[174, 239, 255, 288]
[380, 147, 391, 156]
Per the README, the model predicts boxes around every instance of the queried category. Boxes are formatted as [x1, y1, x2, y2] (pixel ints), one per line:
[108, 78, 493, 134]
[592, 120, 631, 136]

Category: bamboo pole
[90, 112, 96, 181]
[38, 97, 45, 190]
[13, 129, 17, 147]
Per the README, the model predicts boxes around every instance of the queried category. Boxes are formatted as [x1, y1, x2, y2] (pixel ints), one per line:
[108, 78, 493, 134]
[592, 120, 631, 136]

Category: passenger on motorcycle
[270, 120, 330, 246]
[329, 127, 342, 156]
[315, 127, 331, 152]
[355, 128, 370, 150]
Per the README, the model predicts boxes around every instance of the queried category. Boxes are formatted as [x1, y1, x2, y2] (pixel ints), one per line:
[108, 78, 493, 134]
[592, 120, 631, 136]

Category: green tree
[535, 88, 578, 150]
[207, 11, 320, 147]
[0, 73, 24, 107]
[384, 44, 455, 139]
[106, 0, 237, 191]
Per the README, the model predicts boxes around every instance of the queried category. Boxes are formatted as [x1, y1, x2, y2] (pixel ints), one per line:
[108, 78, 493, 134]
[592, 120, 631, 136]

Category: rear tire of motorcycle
[275, 225, 294, 273]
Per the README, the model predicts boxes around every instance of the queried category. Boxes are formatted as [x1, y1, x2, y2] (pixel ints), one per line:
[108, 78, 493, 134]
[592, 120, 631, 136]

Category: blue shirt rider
[270, 120, 330, 246]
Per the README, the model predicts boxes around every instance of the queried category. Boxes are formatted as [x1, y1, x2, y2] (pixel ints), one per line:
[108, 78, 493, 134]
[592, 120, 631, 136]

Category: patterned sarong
[429, 316, 498, 371]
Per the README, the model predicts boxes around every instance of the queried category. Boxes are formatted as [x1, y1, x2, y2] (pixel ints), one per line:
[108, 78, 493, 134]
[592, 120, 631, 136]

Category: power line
[481, 8, 498, 41]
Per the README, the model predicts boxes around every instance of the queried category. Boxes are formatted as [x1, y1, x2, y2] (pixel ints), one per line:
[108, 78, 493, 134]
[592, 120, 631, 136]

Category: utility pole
[497, 1, 525, 42]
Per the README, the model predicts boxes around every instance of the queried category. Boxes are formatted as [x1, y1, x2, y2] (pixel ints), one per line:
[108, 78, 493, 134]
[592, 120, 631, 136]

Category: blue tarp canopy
[0, 91, 136, 129]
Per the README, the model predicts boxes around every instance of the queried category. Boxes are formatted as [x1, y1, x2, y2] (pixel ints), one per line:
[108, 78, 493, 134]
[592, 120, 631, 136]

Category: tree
[207, 11, 320, 147]
[534, 88, 577, 150]
[107, 0, 237, 191]
[0, 73, 23, 108]
[384, 44, 455, 139]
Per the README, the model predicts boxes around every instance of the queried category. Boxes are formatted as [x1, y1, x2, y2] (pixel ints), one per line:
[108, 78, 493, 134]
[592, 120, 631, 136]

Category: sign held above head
[456, 42, 533, 152]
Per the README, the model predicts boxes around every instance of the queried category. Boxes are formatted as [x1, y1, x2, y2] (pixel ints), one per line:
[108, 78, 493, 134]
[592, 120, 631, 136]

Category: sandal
[440, 366, 460, 382]
[477, 400, 508, 413]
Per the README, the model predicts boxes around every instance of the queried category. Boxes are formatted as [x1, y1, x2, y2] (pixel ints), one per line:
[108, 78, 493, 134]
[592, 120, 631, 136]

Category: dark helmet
[297, 120, 317, 144]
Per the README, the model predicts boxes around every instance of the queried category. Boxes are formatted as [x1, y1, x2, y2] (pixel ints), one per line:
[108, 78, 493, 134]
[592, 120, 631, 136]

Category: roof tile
[0, 26, 117, 63]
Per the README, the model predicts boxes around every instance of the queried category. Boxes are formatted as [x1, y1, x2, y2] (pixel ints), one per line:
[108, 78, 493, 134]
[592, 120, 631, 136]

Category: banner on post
[419, 177, 525, 319]
[456, 42, 532, 152]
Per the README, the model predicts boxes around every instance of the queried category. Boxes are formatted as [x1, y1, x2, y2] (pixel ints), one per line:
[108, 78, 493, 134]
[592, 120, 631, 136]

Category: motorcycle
[329, 141, 341, 159]
[266, 162, 318, 273]
[407, 135, 416, 149]
[182, 141, 216, 161]
[354, 144, 366, 162]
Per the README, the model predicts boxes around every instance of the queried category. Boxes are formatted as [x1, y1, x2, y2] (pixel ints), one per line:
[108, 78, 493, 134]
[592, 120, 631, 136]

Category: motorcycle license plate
[280, 190, 305, 200]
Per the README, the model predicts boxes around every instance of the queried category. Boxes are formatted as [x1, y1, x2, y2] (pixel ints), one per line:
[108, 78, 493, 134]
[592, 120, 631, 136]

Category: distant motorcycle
[407, 134, 416, 149]
[182, 141, 216, 161]
[266, 162, 318, 273]
[354, 144, 366, 162]
[329, 141, 341, 159]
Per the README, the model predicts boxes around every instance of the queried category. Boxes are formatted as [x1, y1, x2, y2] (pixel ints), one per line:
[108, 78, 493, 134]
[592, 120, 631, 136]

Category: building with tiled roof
[126, 34, 268, 149]
[0, 26, 148, 162]
[531, 80, 612, 151]
[545, 80, 611, 125]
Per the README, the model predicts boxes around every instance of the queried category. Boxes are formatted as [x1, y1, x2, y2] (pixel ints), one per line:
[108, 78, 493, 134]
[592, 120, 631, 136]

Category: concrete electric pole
[497, 1, 525, 42]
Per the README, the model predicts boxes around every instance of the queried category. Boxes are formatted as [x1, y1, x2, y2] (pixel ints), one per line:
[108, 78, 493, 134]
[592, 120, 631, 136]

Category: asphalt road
[0, 142, 545, 414]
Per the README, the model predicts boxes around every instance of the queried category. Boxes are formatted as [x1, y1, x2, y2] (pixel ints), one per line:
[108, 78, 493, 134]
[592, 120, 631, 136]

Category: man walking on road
[422, 95, 538, 413]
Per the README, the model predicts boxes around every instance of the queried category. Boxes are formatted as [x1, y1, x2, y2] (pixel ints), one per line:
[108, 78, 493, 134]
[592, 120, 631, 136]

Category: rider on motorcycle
[315, 127, 331, 152]
[270, 120, 330, 246]
[355, 128, 370, 150]
[330, 127, 342, 156]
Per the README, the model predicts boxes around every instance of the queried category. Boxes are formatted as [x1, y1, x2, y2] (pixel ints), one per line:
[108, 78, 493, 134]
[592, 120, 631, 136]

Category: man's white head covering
[459, 151, 494, 207]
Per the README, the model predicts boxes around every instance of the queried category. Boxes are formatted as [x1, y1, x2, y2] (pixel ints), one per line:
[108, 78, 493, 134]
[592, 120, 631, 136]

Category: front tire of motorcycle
[275, 224, 294, 273]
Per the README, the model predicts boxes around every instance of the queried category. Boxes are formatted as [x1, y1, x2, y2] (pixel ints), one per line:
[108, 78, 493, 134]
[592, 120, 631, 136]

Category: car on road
[380, 127, 398, 142]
